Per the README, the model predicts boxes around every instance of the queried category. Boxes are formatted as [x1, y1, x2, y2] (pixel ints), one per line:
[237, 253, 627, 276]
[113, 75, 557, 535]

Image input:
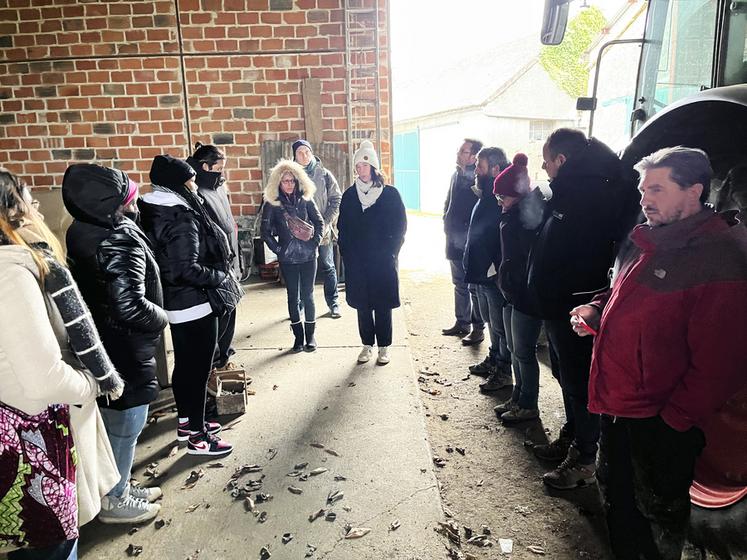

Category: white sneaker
[98, 493, 161, 524]
[377, 346, 390, 365]
[128, 484, 162, 503]
[357, 345, 373, 363]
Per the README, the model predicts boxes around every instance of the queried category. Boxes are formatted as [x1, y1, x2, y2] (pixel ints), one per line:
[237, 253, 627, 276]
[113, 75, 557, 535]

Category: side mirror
[541, 0, 571, 45]
[576, 97, 597, 111]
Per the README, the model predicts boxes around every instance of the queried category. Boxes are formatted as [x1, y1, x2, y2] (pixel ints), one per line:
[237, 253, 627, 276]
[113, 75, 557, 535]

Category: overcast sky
[390, 0, 628, 79]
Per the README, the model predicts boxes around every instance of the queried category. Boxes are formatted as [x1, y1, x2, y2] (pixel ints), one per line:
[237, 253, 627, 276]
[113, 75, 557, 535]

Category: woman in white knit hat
[337, 140, 407, 365]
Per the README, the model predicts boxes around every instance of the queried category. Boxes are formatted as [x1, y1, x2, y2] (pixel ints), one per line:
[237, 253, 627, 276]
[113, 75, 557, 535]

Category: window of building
[529, 120, 554, 142]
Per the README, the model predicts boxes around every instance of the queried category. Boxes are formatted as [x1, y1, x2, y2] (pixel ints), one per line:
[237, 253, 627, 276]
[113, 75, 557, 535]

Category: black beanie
[292, 139, 312, 158]
[149, 154, 196, 189]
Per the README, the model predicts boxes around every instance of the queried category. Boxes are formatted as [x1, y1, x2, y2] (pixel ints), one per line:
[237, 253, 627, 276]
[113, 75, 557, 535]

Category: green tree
[539, 6, 607, 98]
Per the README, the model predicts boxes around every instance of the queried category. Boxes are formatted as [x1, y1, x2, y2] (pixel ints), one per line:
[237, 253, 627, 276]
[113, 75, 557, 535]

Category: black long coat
[338, 184, 407, 310]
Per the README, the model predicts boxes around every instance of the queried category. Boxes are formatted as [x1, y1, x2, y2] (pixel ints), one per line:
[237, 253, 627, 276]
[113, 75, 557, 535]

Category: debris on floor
[308, 508, 325, 522]
[344, 527, 371, 539]
[282, 533, 293, 545]
[499, 538, 514, 554]
[182, 469, 204, 490]
[436, 521, 461, 545]
[126, 543, 143, 557]
[389, 519, 401, 531]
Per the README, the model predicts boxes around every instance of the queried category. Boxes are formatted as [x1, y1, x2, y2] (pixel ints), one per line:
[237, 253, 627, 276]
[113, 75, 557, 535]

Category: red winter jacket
[588, 210, 747, 432]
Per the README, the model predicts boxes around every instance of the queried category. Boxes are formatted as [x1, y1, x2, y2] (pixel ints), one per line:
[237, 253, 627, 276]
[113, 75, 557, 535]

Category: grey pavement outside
[79, 258, 448, 559]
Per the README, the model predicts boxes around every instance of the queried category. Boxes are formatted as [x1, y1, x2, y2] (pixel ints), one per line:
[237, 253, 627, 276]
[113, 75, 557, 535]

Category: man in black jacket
[462, 147, 512, 391]
[443, 138, 485, 343]
[186, 144, 243, 377]
[63, 164, 167, 523]
[527, 128, 624, 490]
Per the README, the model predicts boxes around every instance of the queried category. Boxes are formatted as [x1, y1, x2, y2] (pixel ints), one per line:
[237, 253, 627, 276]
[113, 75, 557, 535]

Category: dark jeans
[317, 243, 339, 309]
[357, 307, 393, 347]
[598, 415, 705, 560]
[281, 260, 317, 323]
[544, 318, 598, 463]
[448, 259, 482, 328]
[213, 308, 236, 369]
[503, 305, 542, 409]
[475, 282, 510, 370]
[171, 313, 219, 432]
[8, 539, 77, 560]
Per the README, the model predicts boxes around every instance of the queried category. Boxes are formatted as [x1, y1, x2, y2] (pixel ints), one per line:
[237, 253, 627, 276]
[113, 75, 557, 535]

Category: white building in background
[392, 35, 578, 213]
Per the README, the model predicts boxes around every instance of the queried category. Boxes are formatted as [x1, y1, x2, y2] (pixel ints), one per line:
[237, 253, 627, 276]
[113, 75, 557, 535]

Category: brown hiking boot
[542, 447, 596, 490]
[533, 434, 573, 462]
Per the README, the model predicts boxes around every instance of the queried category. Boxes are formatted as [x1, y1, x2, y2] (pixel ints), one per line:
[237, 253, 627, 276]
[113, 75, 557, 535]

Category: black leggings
[170, 313, 219, 432]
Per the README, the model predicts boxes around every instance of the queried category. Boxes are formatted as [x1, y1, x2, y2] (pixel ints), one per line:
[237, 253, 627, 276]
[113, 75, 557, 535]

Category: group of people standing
[442, 130, 747, 559]
[0, 137, 407, 558]
[262, 139, 406, 365]
[0, 143, 244, 558]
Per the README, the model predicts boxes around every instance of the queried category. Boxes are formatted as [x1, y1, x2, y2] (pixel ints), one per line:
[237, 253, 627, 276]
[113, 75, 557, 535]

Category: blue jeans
[8, 538, 77, 560]
[317, 243, 339, 309]
[474, 282, 510, 371]
[503, 305, 542, 409]
[100, 404, 149, 498]
[281, 260, 317, 323]
[449, 259, 482, 328]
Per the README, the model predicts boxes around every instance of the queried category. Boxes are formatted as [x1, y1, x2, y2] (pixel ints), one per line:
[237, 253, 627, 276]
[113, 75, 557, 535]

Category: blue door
[393, 130, 420, 210]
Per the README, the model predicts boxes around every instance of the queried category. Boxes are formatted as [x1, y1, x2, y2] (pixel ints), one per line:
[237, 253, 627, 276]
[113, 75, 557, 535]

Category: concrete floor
[79, 280, 446, 559]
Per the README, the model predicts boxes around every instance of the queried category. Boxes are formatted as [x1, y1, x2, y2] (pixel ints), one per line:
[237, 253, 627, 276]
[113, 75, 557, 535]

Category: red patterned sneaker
[177, 420, 222, 442]
[187, 431, 233, 456]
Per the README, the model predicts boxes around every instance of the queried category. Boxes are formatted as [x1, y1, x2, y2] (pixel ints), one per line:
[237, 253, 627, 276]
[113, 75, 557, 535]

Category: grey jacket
[307, 157, 342, 245]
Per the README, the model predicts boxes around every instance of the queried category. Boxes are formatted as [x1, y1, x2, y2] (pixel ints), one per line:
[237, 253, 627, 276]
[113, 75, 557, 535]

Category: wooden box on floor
[214, 374, 248, 416]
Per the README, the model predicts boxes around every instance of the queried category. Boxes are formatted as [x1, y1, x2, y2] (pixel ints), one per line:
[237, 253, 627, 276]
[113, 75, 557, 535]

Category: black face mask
[123, 210, 140, 224]
[196, 168, 224, 189]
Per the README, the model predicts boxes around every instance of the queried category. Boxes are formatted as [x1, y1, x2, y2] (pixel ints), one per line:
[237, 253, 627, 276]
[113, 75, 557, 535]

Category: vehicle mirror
[541, 0, 570, 45]
[576, 97, 597, 111]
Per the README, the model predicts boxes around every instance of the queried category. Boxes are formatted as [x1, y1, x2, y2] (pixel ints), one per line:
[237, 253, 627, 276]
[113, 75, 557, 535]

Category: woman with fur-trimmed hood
[261, 159, 324, 352]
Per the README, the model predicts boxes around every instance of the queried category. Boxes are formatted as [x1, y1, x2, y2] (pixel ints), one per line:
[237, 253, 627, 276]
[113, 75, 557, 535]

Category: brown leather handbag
[284, 211, 314, 242]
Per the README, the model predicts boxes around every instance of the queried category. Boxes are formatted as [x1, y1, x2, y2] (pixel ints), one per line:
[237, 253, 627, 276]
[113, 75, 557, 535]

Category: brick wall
[0, 0, 391, 217]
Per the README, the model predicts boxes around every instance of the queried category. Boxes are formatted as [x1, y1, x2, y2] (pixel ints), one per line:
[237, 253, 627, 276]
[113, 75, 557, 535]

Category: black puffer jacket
[526, 138, 624, 319]
[139, 188, 228, 315]
[261, 159, 324, 265]
[62, 164, 168, 410]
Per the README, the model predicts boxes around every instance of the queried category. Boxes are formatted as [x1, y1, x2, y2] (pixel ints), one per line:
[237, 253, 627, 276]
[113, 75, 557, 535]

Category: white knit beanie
[353, 140, 380, 170]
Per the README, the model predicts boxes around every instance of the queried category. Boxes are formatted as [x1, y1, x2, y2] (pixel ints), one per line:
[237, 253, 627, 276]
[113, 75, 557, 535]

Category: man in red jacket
[571, 146, 747, 560]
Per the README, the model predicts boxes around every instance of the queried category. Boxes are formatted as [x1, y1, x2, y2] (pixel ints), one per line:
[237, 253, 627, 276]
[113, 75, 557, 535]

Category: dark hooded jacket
[186, 156, 242, 277]
[443, 164, 478, 261]
[62, 164, 167, 410]
[463, 175, 502, 285]
[261, 159, 324, 265]
[526, 137, 624, 319]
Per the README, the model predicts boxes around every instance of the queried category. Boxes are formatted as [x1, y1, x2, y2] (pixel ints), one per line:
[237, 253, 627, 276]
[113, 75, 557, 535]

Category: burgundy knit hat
[493, 153, 530, 197]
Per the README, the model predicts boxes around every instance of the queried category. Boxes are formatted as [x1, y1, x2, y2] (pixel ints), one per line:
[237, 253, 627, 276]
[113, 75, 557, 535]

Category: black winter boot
[304, 322, 317, 352]
[290, 321, 304, 352]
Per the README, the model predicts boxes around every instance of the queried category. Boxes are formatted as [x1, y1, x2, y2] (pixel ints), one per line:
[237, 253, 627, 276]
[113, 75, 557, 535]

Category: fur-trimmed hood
[264, 159, 316, 207]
